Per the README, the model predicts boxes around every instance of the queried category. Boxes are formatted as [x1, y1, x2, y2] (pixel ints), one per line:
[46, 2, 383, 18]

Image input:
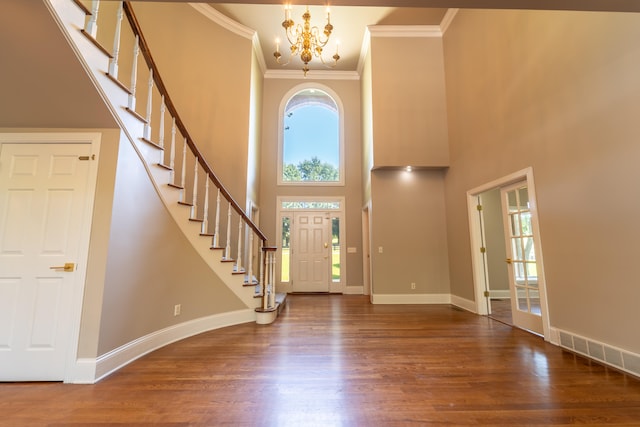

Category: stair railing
[73, 0, 277, 313]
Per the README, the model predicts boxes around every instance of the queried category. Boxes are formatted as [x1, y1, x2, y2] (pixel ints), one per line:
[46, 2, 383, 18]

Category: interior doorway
[467, 168, 550, 339]
[476, 188, 512, 325]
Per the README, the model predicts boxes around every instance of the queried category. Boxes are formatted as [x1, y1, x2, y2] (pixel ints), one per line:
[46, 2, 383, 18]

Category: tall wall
[260, 78, 364, 290]
[370, 29, 449, 168]
[95, 131, 246, 356]
[131, 2, 254, 211]
[367, 28, 451, 300]
[370, 170, 450, 297]
[443, 9, 640, 353]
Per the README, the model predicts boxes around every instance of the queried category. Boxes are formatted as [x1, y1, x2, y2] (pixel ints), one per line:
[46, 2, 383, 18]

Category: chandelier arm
[273, 6, 339, 75]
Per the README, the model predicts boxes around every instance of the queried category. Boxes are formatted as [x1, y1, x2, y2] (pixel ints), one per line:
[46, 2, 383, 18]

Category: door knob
[505, 258, 512, 265]
[50, 263, 75, 272]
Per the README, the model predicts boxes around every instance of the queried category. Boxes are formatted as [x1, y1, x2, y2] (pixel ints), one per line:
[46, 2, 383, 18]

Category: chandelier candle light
[274, 4, 340, 76]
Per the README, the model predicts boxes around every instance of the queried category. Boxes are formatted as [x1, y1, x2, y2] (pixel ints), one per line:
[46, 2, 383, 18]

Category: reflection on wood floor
[2, 294, 640, 426]
[489, 298, 513, 325]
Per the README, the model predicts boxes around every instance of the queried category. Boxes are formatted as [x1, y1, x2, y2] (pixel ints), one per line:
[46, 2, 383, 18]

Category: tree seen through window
[282, 89, 339, 182]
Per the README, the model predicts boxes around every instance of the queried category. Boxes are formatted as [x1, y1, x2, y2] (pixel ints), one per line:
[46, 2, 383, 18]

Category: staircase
[48, 0, 284, 323]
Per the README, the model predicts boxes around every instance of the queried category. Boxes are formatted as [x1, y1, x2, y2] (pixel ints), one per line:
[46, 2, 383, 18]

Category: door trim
[466, 167, 551, 340]
[0, 132, 101, 382]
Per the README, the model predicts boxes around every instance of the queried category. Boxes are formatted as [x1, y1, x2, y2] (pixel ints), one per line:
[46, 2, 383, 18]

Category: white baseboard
[552, 327, 640, 379]
[450, 294, 477, 313]
[489, 290, 510, 299]
[344, 285, 364, 295]
[71, 309, 255, 384]
[372, 293, 451, 304]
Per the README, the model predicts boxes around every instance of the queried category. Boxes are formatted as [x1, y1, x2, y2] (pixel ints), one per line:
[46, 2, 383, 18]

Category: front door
[0, 142, 93, 381]
[291, 211, 330, 292]
[501, 182, 543, 335]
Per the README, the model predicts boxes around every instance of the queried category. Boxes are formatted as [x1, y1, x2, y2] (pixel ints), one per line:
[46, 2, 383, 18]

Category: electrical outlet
[411, 282, 416, 290]
[174, 304, 181, 316]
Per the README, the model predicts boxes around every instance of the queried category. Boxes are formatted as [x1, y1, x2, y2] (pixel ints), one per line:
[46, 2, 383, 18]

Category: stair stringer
[46, 0, 260, 311]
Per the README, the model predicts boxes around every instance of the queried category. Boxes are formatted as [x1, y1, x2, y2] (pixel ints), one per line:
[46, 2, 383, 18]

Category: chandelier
[273, 5, 340, 76]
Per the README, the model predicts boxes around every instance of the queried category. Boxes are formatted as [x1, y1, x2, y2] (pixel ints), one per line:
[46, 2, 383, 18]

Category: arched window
[278, 85, 344, 185]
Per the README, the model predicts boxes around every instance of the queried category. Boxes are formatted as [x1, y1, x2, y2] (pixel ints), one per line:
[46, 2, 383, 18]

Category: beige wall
[370, 170, 450, 295]
[131, 2, 254, 211]
[371, 34, 449, 168]
[96, 131, 246, 355]
[443, 9, 640, 353]
[260, 78, 364, 289]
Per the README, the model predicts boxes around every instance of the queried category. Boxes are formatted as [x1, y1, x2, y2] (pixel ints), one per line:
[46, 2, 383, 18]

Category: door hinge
[480, 247, 486, 253]
[79, 154, 96, 161]
[476, 204, 483, 211]
[484, 290, 490, 297]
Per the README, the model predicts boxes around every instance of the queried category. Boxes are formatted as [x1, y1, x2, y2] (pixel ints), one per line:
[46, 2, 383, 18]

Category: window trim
[277, 83, 345, 186]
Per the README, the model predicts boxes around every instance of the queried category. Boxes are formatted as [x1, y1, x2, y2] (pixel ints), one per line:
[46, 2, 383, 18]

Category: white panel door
[501, 182, 543, 335]
[292, 212, 329, 292]
[0, 143, 91, 381]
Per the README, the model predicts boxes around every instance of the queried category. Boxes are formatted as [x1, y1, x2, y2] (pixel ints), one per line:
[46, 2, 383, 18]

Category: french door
[0, 141, 95, 381]
[501, 182, 543, 335]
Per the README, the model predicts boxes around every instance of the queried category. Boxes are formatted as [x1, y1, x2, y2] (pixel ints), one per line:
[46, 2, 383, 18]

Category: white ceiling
[207, 4, 449, 75]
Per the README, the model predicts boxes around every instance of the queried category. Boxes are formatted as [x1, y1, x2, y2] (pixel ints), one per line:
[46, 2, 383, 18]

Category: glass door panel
[502, 182, 543, 335]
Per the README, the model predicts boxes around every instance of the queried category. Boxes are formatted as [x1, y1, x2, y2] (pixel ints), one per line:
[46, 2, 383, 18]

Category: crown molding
[189, 3, 255, 40]
[264, 69, 360, 81]
[440, 8, 459, 34]
[367, 25, 443, 38]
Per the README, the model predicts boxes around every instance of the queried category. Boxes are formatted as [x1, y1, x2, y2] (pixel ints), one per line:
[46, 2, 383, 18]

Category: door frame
[0, 132, 101, 382]
[276, 196, 346, 293]
[362, 202, 372, 299]
[466, 167, 551, 340]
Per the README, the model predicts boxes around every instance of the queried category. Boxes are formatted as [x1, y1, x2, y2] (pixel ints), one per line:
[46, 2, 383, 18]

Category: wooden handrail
[122, 2, 267, 243]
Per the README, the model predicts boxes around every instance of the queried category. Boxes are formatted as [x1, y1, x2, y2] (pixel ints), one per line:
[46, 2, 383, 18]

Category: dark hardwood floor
[2, 294, 640, 426]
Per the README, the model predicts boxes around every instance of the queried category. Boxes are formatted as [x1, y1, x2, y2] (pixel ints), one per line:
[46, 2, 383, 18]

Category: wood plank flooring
[2, 294, 640, 426]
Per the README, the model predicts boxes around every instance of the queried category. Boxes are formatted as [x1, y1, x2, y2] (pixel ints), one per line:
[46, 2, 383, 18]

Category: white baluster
[261, 248, 267, 310]
[269, 251, 276, 308]
[168, 118, 176, 182]
[158, 95, 166, 149]
[191, 158, 199, 219]
[86, 1, 100, 38]
[202, 176, 210, 235]
[247, 232, 254, 285]
[225, 204, 232, 260]
[213, 188, 221, 247]
[236, 221, 243, 272]
[108, 2, 123, 78]
[128, 35, 139, 110]
[180, 137, 187, 202]
[143, 69, 153, 140]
